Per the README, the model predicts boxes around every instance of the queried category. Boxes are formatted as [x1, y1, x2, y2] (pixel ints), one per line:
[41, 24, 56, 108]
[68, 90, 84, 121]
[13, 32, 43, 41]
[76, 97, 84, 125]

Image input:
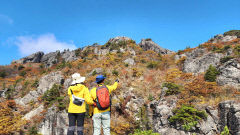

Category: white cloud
[0, 14, 13, 24]
[15, 33, 77, 56]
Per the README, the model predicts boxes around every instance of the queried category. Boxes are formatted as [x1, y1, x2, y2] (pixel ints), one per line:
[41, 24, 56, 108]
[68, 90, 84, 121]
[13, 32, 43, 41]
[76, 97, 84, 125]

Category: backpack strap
[70, 89, 73, 95]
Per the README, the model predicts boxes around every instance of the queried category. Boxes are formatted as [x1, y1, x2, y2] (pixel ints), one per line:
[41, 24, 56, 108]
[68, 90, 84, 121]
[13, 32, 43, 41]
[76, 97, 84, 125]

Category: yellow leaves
[0, 101, 26, 135]
[166, 68, 182, 83]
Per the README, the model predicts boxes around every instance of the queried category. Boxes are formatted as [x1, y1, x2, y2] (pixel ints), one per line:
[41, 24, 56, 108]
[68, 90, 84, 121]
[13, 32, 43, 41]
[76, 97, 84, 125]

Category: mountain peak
[139, 38, 173, 54]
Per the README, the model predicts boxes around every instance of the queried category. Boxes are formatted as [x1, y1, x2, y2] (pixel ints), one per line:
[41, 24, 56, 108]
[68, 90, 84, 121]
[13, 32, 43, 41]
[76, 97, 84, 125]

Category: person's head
[95, 75, 106, 84]
[71, 73, 85, 85]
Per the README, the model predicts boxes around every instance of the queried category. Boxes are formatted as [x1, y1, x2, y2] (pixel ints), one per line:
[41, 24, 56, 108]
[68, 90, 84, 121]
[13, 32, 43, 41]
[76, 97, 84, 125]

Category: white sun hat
[71, 73, 86, 85]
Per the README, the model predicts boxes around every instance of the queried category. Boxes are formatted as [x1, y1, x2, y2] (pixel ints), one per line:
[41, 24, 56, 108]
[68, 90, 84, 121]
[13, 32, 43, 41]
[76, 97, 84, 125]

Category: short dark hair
[97, 79, 104, 84]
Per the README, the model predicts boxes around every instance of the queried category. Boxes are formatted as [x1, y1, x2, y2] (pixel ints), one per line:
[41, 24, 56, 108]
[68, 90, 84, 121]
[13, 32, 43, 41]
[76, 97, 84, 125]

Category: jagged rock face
[89, 68, 103, 76]
[138, 39, 173, 54]
[208, 34, 237, 43]
[41, 51, 60, 67]
[12, 51, 44, 64]
[149, 96, 177, 132]
[183, 48, 224, 73]
[218, 100, 240, 135]
[23, 105, 44, 120]
[124, 58, 135, 66]
[61, 50, 77, 62]
[149, 98, 240, 135]
[217, 59, 240, 87]
[108, 36, 132, 44]
[198, 106, 218, 135]
[15, 71, 64, 106]
[38, 106, 68, 135]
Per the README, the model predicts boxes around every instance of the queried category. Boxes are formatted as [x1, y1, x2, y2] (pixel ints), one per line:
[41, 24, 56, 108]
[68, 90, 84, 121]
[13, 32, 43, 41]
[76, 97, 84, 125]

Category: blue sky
[0, 0, 240, 65]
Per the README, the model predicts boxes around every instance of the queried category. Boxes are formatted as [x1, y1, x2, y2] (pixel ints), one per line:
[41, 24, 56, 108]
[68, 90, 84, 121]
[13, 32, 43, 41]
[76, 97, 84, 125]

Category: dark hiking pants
[67, 113, 85, 135]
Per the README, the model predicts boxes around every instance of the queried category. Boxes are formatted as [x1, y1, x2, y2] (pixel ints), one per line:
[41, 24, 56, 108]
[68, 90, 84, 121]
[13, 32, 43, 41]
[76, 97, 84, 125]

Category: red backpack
[95, 85, 111, 110]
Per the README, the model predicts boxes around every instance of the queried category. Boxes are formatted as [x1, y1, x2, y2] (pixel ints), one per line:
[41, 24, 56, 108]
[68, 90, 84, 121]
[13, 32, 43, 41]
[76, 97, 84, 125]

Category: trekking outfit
[67, 83, 94, 135]
[90, 82, 118, 135]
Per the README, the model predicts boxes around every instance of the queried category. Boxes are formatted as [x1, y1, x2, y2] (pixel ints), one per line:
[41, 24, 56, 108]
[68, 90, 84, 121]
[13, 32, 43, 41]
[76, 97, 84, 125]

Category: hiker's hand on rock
[115, 79, 119, 83]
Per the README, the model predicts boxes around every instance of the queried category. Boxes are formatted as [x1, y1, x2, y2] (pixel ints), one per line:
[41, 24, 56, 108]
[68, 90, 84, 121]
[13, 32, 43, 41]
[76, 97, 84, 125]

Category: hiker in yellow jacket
[67, 73, 94, 135]
[90, 75, 119, 135]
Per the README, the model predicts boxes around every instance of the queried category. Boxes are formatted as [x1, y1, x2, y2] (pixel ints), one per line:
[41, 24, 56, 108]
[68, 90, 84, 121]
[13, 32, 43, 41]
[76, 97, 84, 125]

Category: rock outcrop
[15, 71, 64, 106]
[41, 51, 60, 67]
[183, 48, 224, 73]
[38, 106, 68, 135]
[138, 39, 173, 54]
[108, 36, 132, 44]
[61, 50, 77, 62]
[149, 96, 178, 133]
[218, 100, 240, 135]
[149, 97, 240, 135]
[12, 51, 44, 64]
[124, 58, 135, 66]
[217, 59, 240, 87]
[208, 34, 237, 43]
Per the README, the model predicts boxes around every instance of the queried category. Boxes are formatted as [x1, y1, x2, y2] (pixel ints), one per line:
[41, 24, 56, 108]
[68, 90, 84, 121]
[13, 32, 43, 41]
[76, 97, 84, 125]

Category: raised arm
[107, 81, 118, 93]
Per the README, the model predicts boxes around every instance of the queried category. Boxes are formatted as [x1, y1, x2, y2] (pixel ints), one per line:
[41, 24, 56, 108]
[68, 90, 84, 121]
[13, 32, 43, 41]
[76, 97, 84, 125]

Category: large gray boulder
[41, 51, 60, 67]
[218, 100, 240, 135]
[124, 58, 135, 66]
[61, 50, 77, 62]
[183, 48, 224, 73]
[23, 104, 44, 120]
[38, 106, 68, 135]
[149, 96, 178, 132]
[89, 68, 103, 76]
[208, 34, 237, 43]
[15, 71, 64, 106]
[12, 51, 44, 64]
[138, 39, 173, 54]
[217, 59, 240, 87]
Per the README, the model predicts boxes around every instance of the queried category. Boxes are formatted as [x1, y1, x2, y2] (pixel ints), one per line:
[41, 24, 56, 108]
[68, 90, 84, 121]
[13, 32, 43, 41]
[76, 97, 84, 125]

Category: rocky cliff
[1, 32, 240, 135]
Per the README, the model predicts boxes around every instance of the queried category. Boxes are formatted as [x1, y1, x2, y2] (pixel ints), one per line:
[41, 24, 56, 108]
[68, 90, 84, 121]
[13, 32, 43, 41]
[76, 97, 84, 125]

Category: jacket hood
[70, 84, 85, 93]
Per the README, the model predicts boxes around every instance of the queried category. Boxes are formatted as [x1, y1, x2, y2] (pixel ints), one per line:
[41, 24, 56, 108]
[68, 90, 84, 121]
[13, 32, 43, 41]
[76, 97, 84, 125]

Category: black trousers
[67, 113, 85, 135]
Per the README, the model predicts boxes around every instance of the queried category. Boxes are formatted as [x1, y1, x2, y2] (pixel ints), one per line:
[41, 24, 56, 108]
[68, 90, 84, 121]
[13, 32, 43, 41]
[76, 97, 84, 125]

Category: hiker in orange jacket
[89, 75, 119, 135]
[67, 73, 94, 135]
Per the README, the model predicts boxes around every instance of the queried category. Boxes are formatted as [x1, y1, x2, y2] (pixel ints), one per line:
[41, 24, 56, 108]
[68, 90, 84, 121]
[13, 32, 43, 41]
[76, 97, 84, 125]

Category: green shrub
[148, 94, 154, 101]
[221, 126, 230, 135]
[56, 96, 66, 111]
[0, 71, 7, 78]
[162, 82, 182, 96]
[147, 61, 158, 69]
[18, 65, 25, 70]
[39, 64, 44, 69]
[112, 69, 119, 76]
[223, 45, 231, 51]
[19, 71, 26, 77]
[27, 126, 40, 135]
[130, 129, 159, 135]
[92, 70, 97, 76]
[234, 45, 240, 56]
[212, 46, 223, 53]
[56, 60, 72, 69]
[220, 56, 234, 64]
[75, 48, 81, 56]
[42, 84, 61, 106]
[169, 105, 207, 131]
[31, 80, 39, 88]
[204, 65, 219, 82]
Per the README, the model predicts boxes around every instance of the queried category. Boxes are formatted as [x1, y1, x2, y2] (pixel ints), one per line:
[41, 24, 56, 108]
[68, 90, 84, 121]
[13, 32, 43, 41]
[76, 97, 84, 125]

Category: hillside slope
[0, 32, 240, 135]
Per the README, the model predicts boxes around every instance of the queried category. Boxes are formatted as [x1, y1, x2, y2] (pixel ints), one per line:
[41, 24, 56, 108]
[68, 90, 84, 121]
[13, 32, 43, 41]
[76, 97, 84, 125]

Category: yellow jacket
[68, 84, 94, 113]
[89, 82, 118, 115]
